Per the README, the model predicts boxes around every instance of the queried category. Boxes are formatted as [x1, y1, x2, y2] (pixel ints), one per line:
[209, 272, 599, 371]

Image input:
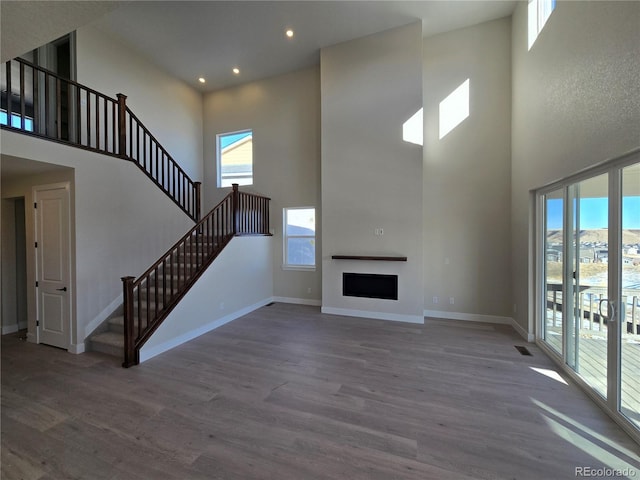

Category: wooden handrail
[236, 185, 271, 235]
[124, 106, 199, 220]
[1, 57, 201, 221]
[121, 185, 271, 367]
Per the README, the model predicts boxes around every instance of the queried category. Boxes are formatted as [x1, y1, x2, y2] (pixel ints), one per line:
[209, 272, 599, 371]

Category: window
[283, 207, 316, 269]
[0, 111, 34, 131]
[528, 0, 556, 50]
[217, 130, 253, 187]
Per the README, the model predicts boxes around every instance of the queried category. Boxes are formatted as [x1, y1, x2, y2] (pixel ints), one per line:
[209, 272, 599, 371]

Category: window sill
[282, 265, 316, 272]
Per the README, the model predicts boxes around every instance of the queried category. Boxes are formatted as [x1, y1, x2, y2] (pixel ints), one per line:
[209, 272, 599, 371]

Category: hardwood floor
[2, 303, 639, 479]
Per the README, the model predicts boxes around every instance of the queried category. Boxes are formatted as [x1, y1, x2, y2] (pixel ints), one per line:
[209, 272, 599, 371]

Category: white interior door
[34, 183, 71, 349]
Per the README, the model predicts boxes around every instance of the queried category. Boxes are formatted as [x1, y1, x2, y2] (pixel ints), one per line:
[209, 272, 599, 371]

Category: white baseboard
[424, 309, 533, 342]
[84, 294, 123, 339]
[322, 306, 424, 324]
[139, 297, 272, 363]
[2, 321, 28, 335]
[511, 319, 535, 342]
[424, 310, 512, 324]
[273, 296, 321, 307]
[68, 342, 85, 354]
[2, 324, 19, 335]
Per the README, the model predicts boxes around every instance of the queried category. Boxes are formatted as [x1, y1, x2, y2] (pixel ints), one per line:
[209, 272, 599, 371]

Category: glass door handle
[599, 299, 616, 321]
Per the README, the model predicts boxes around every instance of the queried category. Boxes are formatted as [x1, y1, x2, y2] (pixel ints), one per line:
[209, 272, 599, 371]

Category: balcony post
[116, 93, 127, 158]
[232, 183, 240, 235]
[6, 61, 13, 123]
[195, 181, 202, 221]
[121, 275, 136, 368]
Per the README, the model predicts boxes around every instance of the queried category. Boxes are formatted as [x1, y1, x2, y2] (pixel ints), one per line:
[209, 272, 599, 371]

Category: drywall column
[320, 23, 424, 323]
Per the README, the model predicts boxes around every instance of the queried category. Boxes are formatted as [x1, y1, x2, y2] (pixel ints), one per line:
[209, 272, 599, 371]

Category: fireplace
[342, 273, 398, 300]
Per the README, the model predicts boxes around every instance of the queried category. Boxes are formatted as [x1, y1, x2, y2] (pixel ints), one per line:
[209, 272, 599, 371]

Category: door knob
[56, 287, 67, 292]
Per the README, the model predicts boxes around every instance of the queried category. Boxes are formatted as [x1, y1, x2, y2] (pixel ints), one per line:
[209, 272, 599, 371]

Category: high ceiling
[2, 1, 517, 93]
[0, 1, 121, 63]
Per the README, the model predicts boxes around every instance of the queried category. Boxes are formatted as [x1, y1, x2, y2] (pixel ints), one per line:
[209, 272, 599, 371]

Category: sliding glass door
[567, 174, 609, 399]
[539, 155, 640, 436]
[543, 188, 564, 355]
[620, 162, 640, 428]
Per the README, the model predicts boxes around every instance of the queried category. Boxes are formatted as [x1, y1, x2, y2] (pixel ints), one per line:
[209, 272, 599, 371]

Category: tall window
[283, 207, 316, 270]
[217, 130, 253, 187]
[528, 0, 556, 50]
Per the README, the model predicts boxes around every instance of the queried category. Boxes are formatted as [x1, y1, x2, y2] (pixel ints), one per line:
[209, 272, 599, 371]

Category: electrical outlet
[219, 302, 225, 310]
[307, 287, 312, 294]
[432, 296, 438, 304]
[449, 297, 455, 305]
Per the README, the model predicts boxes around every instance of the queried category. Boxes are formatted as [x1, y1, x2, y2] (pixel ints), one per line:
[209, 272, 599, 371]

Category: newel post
[121, 276, 136, 368]
[116, 93, 128, 158]
[194, 181, 202, 221]
[232, 183, 240, 235]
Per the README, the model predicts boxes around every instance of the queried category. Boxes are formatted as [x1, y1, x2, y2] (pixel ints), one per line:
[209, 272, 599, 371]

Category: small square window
[283, 207, 316, 270]
[217, 130, 253, 188]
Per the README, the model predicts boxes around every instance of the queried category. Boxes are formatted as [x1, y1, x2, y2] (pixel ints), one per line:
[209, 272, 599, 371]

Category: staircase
[110, 185, 269, 367]
[2, 56, 271, 367]
[90, 229, 220, 359]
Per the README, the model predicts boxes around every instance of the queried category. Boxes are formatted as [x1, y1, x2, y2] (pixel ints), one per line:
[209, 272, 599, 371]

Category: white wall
[511, 1, 640, 333]
[1, 198, 18, 333]
[320, 23, 424, 323]
[1, 133, 194, 350]
[203, 67, 322, 304]
[75, 25, 204, 181]
[423, 17, 512, 321]
[140, 236, 273, 362]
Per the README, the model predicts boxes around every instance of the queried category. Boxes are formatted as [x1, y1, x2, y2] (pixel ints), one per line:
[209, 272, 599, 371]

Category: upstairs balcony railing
[1, 58, 200, 221]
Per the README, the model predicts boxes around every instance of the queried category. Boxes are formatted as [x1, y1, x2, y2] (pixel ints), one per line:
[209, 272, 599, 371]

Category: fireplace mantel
[331, 255, 407, 262]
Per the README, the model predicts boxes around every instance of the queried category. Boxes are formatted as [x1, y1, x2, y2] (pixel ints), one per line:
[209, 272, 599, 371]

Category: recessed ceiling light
[198, 77, 206, 84]
[285, 29, 294, 38]
[232, 67, 240, 75]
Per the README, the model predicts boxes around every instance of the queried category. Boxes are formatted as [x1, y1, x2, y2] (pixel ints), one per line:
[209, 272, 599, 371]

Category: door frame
[534, 148, 640, 445]
[33, 181, 73, 349]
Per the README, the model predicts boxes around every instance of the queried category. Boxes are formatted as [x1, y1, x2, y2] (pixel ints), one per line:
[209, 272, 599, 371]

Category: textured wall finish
[511, 1, 640, 333]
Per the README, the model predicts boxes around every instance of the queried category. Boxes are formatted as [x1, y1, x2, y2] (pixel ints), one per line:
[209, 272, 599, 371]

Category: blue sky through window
[1, 111, 33, 131]
[220, 131, 251, 149]
[547, 197, 640, 230]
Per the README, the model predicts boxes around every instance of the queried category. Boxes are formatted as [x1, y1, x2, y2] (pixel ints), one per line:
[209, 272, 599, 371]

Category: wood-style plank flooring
[2, 303, 640, 479]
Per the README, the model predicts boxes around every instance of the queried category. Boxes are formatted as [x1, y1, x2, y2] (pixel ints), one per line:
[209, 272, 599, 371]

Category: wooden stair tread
[90, 331, 122, 347]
